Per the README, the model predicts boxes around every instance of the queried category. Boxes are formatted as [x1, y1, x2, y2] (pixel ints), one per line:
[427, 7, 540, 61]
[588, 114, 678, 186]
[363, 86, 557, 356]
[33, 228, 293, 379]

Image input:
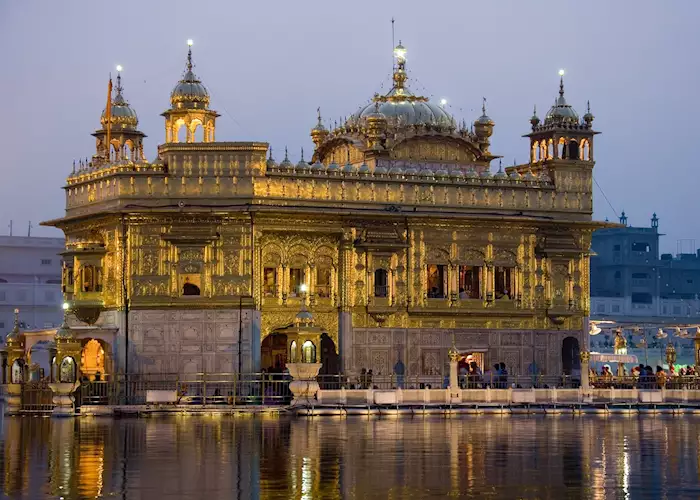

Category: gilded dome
[350, 43, 455, 129]
[544, 77, 578, 126]
[170, 46, 210, 109]
[101, 73, 138, 129]
[352, 87, 455, 128]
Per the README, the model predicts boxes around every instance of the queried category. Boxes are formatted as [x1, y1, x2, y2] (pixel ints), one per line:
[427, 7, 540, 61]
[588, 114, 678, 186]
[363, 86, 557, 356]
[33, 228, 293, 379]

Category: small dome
[55, 316, 74, 341]
[311, 109, 328, 133]
[295, 308, 314, 326]
[509, 169, 522, 180]
[343, 161, 356, 174]
[545, 78, 579, 126]
[464, 166, 478, 179]
[101, 74, 138, 129]
[539, 169, 552, 183]
[450, 169, 464, 180]
[435, 168, 449, 178]
[480, 169, 492, 180]
[266, 150, 277, 169]
[420, 167, 435, 179]
[358, 162, 371, 174]
[279, 148, 293, 170]
[404, 165, 419, 176]
[475, 99, 495, 126]
[374, 165, 388, 175]
[494, 162, 508, 180]
[170, 47, 210, 109]
[296, 149, 310, 171]
[583, 101, 594, 125]
[313, 160, 327, 172]
[530, 105, 540, 127]
[5, 310, 23, 346]
[389, 165, 404, 176]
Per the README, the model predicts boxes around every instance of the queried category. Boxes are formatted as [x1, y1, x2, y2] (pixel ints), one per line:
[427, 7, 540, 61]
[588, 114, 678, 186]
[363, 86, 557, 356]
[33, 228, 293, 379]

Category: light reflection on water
[1, 415, 700, 499]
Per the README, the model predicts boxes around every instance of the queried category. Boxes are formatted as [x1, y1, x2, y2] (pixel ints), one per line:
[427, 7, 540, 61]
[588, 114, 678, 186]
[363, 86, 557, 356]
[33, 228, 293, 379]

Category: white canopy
[590, 352, 639, 364]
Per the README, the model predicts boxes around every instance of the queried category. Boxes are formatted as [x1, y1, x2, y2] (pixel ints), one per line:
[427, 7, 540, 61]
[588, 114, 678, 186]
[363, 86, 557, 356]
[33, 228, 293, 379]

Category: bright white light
[393, 44, 406, 61]
[440, 98, 447, 106]
[116, 65, 123, 72]
[62, 302, 69, 310]
[187, 39, 194, 46]
[558, 69, 565, 76]
[300, 284, 308, 293]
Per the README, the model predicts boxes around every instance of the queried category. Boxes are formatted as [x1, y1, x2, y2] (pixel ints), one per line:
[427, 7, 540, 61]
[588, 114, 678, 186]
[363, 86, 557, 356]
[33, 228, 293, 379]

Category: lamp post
[665, 342, 677, 368]
[635, 327, 649, 366]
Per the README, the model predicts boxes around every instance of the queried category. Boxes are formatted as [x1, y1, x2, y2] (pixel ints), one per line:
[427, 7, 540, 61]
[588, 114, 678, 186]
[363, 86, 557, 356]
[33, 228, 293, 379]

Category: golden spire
[392, 41, 407, 91]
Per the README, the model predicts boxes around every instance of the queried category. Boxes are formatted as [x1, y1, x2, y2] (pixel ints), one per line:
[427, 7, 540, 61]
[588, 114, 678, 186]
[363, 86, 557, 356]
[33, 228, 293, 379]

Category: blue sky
[1, 0, 698, 252]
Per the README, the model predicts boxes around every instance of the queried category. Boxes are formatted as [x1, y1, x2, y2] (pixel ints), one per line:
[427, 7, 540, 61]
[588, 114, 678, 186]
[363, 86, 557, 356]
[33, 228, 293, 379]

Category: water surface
[1, 414, 700, 499]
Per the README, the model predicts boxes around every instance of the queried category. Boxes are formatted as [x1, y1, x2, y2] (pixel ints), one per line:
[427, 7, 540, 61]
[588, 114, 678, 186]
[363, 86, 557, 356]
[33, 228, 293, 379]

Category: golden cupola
[311, 41, 498, 171]
[92, 68, 146, 164]
[162, 40, 219, 143]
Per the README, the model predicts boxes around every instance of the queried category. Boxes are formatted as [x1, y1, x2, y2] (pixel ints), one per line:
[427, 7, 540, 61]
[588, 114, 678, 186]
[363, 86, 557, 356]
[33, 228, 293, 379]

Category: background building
[591, 213, 700, 323]
[0, 236, 64, 334]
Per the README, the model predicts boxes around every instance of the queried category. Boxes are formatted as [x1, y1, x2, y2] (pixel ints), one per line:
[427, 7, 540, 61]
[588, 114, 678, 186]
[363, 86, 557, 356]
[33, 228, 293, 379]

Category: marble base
[48, 382, 81, 416]
[287, 363, 322, 404]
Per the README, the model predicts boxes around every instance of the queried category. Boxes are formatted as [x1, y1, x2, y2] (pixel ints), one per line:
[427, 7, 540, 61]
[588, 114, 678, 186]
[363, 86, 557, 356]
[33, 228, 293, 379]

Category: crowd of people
[591, 363, 699, 389]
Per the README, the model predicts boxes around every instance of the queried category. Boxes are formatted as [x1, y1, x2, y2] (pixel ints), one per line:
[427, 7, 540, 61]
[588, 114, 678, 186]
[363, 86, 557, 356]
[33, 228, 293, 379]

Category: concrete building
[0, 236, 64, 333]
[591, 213, 700, 323]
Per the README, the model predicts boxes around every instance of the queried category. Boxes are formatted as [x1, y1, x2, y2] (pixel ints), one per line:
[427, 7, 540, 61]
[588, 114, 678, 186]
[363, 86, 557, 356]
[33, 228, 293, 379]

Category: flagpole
[105, 74, 113, 161]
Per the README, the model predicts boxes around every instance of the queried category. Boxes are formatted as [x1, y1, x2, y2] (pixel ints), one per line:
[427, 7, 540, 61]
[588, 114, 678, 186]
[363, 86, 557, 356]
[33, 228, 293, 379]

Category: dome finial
[558, 69, 565, 97]
[300, 147, 305, 162]
[482, 97, 487, 116]
[284, 146, 289, 161]
[317, 107, 322, 126]
[268, 147, 273, 161]
[186, 39, 194, 72]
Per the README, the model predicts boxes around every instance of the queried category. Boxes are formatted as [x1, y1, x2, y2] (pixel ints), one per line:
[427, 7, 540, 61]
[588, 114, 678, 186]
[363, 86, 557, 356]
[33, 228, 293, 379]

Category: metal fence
[79, 373, 292, 406]
[20, 381, 54, 413]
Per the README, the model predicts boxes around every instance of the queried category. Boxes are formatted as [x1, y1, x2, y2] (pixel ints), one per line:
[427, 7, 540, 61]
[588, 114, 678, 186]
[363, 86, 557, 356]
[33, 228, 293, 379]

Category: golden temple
[42, 40, 604, 379]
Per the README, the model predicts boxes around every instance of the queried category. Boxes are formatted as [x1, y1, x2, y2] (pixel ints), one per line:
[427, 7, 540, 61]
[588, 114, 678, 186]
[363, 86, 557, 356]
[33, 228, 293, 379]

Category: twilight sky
[1, 1, 698, 253]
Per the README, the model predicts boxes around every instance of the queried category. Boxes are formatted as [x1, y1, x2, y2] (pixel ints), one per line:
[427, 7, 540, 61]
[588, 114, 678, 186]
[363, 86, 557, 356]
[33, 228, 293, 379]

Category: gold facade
[44, 42, 605, 376]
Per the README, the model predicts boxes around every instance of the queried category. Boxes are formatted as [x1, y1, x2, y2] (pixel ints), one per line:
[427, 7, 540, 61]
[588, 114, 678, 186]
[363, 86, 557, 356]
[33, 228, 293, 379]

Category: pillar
[580, 350, 591, 393]
[448, 346, 460, 403]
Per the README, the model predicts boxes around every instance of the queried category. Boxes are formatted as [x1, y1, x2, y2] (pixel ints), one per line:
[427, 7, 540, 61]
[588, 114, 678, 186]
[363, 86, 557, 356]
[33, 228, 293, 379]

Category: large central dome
[349, 42, 455, 129]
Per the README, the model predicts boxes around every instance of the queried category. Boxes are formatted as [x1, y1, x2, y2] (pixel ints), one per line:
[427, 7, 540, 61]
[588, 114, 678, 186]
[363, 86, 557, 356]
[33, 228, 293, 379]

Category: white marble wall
[349, 328, 583, 377]
[125, 308, 259, 375]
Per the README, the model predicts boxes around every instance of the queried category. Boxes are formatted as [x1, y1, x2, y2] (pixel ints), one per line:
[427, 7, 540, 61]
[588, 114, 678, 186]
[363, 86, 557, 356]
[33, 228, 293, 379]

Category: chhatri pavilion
[41, 40, 604, 380]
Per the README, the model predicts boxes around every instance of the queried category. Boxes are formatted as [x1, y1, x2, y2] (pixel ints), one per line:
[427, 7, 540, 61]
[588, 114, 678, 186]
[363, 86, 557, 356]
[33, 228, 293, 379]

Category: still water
[1, 414, 700, 499]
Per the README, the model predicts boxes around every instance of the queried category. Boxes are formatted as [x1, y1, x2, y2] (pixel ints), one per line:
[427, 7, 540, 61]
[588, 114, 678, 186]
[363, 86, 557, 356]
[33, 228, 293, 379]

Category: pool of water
[1, 414, 700, 499]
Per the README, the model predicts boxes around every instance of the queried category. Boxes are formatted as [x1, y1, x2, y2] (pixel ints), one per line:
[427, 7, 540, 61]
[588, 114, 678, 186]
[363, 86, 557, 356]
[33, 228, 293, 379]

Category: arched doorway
[561, 336, 580, 376]
[80, 339, 110, 381]
[261, 333, 288, 372]
[319, 333, 339, 375]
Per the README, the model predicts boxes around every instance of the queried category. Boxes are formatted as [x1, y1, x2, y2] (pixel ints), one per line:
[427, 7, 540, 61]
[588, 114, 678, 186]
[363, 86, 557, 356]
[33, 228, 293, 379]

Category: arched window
[124, 141, 134, 161]
[192, 123, 204, 142]
[289, 268, 306, 297]
[426, 264, 446, 298]
[458, 265, 481, 299]
[568, 140, 579, 160]
[289, 341, 298, 363]
[374, 269, 388, 297]
[176, 122, 187, 143]
[59, 356, 77, 383]
[302, 341, 317, 363]
[547, 139, 554, 159]
[581, 139, 591, 161]
[316, 267, 332, 298]
[11, 359, 25, 384]
[495, 266, 514, 299]
[531, 142, 539, 162]
[557, 137, 566, 159]
[263, 267, 277, 297]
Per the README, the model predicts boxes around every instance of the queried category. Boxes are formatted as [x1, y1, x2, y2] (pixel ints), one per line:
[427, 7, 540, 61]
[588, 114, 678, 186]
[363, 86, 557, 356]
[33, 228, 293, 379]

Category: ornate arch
[391, 135, 482, 163]
[426, 246, 451, 264]
[458, 248, 485, 265]
[493, 248, 518, 267]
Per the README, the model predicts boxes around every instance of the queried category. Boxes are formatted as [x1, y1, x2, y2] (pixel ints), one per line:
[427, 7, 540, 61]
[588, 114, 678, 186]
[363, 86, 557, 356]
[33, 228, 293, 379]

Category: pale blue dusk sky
[1, 0, 698, 252]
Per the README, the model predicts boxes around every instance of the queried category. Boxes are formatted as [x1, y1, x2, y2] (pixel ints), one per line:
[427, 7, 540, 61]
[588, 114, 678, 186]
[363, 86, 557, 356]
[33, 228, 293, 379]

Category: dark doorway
[561, 336, 580, 375]
[261, 333, 288, 372]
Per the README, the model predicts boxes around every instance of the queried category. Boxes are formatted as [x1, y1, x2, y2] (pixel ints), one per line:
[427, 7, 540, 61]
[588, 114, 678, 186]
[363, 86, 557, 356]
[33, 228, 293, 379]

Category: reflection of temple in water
[0, 416, 695, 497]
